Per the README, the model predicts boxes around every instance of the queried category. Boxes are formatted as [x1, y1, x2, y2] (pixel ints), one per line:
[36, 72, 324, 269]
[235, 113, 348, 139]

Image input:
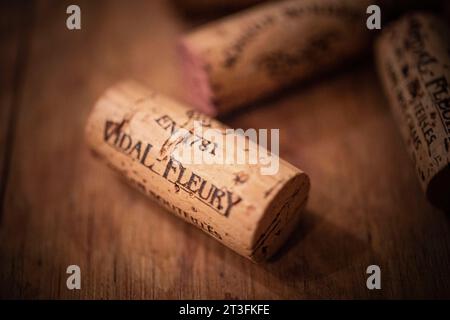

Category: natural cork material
[376, 13, 450, 211]
[85, 81, 310, 261]
[179, 0, 374, 115]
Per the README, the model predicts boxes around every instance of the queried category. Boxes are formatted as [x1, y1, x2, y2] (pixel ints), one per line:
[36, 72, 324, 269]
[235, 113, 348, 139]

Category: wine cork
[179, 0, 375, 115]
[85, 81, 310, 261]
[375, 13, 450, 211]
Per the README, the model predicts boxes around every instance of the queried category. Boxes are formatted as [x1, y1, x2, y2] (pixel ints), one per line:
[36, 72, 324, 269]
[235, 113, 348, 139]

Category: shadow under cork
[108, 170, 380, 298]
[269, 209, 370, 275]
[246, 208, 378, 298]
[218, 53, 373, 125]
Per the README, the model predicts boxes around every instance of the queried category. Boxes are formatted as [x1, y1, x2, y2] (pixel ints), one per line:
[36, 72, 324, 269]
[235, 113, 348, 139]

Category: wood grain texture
[0, 1, 32, 220]
[1, 0, 450, 299]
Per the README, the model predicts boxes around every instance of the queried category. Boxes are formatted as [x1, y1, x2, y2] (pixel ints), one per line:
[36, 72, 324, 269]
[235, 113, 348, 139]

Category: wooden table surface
[1, 0, 450, 299]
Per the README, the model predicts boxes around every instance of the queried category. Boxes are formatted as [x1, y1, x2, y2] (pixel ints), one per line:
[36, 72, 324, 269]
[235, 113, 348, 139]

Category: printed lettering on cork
[179, 0, 375, 115]
[85, 81, 310, 261]
[376, 13, 450, 211]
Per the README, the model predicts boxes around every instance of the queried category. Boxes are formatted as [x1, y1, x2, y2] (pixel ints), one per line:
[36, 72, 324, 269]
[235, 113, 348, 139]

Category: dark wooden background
[1, 0, 450, 299]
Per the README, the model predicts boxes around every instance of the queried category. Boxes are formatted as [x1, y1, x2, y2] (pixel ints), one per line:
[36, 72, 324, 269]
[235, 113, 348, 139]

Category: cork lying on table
[85, 81, 310, 262]
[179, 0, 375, 115]
[375, 13, 450, 211]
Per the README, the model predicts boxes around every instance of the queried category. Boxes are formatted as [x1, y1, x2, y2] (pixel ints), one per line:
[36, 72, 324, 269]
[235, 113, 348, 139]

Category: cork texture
[376, 13, 450, 210]
[85, 81, 310, 261]
[180, 0, 374, 115]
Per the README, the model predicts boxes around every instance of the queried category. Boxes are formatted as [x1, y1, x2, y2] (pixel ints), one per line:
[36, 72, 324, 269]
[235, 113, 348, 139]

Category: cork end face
[427, 164, 450, 212]
[178, 38, 217, 117]
[249, 172, 310, 262]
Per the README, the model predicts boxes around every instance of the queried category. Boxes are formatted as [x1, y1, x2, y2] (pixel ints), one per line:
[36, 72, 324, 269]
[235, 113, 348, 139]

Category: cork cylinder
[375, 13, 450, 211]
[179, 0, 376, 115]
[85, 81, 310, 261]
